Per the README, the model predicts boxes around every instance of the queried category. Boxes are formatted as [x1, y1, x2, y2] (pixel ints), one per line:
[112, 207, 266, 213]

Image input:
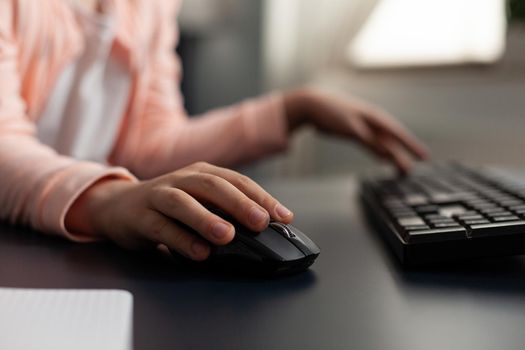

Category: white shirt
[37, 1, 131, 164]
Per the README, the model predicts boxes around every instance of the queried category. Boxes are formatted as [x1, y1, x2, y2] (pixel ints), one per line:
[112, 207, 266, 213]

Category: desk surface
[3, 176, 525, 350]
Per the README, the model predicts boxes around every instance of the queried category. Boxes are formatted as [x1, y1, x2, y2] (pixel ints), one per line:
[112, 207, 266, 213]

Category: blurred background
[177, 0, 525, 180]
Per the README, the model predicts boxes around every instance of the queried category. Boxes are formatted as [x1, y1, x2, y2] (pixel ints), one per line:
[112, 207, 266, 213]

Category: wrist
[283, 87, 317, 133]
[65, 177, 136, 238]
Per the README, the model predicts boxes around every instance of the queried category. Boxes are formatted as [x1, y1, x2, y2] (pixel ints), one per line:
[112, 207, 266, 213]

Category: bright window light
[347, 0, 507, 68]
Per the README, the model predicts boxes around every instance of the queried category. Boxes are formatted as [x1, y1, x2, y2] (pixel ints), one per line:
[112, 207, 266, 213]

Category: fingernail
[191, 241, 209, 258]
[275, 203, 292, 219]
[249, 207, 269, 226]
[212, 222, 231, 240]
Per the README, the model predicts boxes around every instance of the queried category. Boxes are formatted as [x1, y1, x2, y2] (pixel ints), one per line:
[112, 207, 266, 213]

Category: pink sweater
[0, 0, 288, 241]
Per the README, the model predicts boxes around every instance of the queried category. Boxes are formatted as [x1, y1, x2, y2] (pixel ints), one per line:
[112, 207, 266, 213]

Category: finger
[390, 126, 429, 161]
[150, 187, 234, 245]
[174, 173, 271, 232]
[346, 114, 375, 148]
[378, 136, 414, 174]
[156, 243, 172, 258]
[366, 139, 391, 160]
[367, 109, 430, 160]
[344, 115, 400, 163]
[379, 121, 429, 160]
[140, 210, 210, 261]
[195, 164, 294, 223]
[336, 115, 392, 161]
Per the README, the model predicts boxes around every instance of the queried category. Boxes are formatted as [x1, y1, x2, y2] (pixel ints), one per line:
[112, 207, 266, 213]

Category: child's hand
[65, 162, 293, 260]
[284, 87, 429, 174]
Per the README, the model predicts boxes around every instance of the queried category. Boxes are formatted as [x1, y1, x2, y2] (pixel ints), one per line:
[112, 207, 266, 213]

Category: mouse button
[269, 222, 294, 237]
[212, 240, 262, 261]
[250, 228, 305, 261]
[287, 225, 321, 256]
[269, 222, 320, 256]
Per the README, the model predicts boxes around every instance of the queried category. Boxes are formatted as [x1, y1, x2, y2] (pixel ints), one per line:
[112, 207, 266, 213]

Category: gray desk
[2, 176, 525, 350]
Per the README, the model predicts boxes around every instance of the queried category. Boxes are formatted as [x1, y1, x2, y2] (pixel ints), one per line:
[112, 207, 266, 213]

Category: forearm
[0, 135, 137, 240]
[122, 93, 290, 179]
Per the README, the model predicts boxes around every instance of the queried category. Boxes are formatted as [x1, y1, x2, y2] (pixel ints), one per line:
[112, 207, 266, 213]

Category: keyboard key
[457, 214, 484, 221]
[486, 211, 513, 218]
[484, 192, 506, 200]
[414, 205, 439, 214]
[383, 198, 404, 207]
[492, 216, 520, 222]
[386, 202, 410, 210]
[464, 219, 490, 225]
[497, 198, 523, 207]
[433, 223, 462, 228]
[490, 196, 515, 204]
[466, 199, 491, 206]
[436, 193, 474, 204]
[430, 193, 456, 203]
[404, 194, 428, 205]
[402, 225, 430, 231]
[468, 221, 525, 237]
[453, 210, 479, 216]
[429, 220, 457, 226]
[398, 217, 425, 226]
[389, 208, 416, 217]
[394, 214, 419, 220]
[424, 214, 449, 220]
[470, 203, 498, 210]
[406, 227, 467, 243]
[386, 206, 411, 213]
[480, 207, 507, 214]
[438, 205, 468, 217]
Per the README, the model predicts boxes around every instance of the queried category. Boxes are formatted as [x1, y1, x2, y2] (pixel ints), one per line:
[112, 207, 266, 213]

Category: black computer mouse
[170, 217, 320, 276]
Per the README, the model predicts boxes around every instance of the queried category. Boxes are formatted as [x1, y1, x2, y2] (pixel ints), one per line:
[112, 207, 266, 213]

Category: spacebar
[406, 227, 467, 243]
[469, 221, 525, 238]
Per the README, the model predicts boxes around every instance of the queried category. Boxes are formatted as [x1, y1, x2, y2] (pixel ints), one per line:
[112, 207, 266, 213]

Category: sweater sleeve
[0, 2, 137, 242]
[113, 0, 289, 179]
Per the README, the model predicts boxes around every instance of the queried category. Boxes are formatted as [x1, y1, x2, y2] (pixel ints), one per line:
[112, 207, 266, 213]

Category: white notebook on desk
[0, 288, 133, 350]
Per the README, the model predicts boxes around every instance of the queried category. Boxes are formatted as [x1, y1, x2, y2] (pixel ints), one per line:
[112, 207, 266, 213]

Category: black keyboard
[360, 163, 525, 265]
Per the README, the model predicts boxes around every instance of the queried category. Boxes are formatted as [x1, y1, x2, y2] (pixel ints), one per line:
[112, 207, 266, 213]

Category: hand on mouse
[65, 162, 293, 261]
[283, 87, 429, 174]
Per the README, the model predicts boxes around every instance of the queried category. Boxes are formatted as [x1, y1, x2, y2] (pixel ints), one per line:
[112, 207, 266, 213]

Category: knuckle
[259, 194, 278, 209]
[197, 173, 222, 191]
[237, 197, 255, 213]
[203, 213, 221, 233]
[167, 171, 184, 183]
[146, 214, 169, 241]
[148, 186, 166, 206]
[164, 188, 187, 205]
[190, 161, 210, 172]
[234, 174, 253, 191]
[170, 228, 190, 250]
[232, 175, 274, 205]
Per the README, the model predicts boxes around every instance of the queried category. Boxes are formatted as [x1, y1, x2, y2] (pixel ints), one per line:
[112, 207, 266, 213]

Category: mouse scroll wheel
[269, 222, 296, 238]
